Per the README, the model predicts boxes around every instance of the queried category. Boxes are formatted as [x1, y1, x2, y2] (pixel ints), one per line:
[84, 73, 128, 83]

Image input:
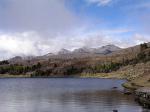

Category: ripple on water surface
[0, 78, 149, 112]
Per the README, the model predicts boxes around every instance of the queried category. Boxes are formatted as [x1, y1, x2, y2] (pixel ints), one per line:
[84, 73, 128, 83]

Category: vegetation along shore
[0, 43, 149, 87]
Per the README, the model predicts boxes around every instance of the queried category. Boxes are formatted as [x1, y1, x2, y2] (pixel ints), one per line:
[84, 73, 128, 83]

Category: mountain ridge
[46, 44, 121, 58]
[9, 44, 121, 62]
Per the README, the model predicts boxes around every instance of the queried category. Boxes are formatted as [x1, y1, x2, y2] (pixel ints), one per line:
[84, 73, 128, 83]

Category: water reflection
[48, 90, 143, 112]
[0, 78, 149, 112]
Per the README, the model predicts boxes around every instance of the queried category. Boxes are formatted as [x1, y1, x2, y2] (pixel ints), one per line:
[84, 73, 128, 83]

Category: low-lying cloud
[1, 30, 149, 60]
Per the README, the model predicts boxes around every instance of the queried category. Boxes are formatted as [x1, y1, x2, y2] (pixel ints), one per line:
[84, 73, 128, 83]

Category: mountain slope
[1, 42, 149, 84]
[39, 44, 122, 59]
[58, 49, 71, 55]
[71, 44, 121, 55]
[94, 45, 121, 54]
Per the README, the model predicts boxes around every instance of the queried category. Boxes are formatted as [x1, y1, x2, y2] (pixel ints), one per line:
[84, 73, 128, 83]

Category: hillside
[0, 43, 150, 89]
[35, 44, 121, 60]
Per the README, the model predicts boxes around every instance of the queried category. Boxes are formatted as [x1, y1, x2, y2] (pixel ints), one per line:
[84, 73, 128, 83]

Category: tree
[0, 60, 9, 65]
[37, 62, 41, 68]
[140, 43, 148, 52]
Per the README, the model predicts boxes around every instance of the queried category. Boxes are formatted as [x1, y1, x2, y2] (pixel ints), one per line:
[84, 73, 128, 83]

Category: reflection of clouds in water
[0, 78, 145, 112]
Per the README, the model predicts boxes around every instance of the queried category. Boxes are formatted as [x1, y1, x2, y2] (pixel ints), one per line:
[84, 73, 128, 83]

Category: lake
[0, 78, 149, 112]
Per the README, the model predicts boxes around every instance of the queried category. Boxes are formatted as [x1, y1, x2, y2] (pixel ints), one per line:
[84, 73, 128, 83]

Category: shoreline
[0, 73, 147, 90]
[0, 73, 149, 108]
[0, 61, 149, 89]
[0, 74, 31, 78]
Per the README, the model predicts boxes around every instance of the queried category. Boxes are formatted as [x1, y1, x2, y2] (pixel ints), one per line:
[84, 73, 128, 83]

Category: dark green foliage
[32, 70, 45, 77]
[31, 69, 52, 77]
[65, 66, 82, 75]
[140, 43, 148, 52]
[0, 60, 9, 65]
[0, 65, 24, 74]
[0, 62, 42, 75]
[136, 50, 150, 63]
[92, 62, 121, 73]
[137, 52, 146, 60]
[37, 62, 41, 68]
[31, 62, 41, 70]
[148, 51, 150, 56]
[0, 67, 7, 74]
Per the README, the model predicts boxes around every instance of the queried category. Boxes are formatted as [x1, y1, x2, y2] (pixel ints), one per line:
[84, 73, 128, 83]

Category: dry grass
[0, 74, 31, 78]
[81, 61, 150, 89]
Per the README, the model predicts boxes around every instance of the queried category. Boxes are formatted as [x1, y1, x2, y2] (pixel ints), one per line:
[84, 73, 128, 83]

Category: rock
[112, 87, 118, 89]
[124, 91, 132, 95]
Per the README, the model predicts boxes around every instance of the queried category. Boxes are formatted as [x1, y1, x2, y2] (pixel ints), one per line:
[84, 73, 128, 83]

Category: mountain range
[58, 44, 121, 55]
[41, 44, 121, 59]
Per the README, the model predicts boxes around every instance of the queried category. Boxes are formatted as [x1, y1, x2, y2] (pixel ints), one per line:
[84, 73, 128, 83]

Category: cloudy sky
[0, 0, 150, 59]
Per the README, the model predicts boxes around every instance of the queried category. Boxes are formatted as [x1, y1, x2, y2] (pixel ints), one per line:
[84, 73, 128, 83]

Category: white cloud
[0, 32, 40, 59]
[85, 0, 113, 6]
[132, 33, 150, 44]
[0, 28, 136, 60]
[0, 0, 149, 60]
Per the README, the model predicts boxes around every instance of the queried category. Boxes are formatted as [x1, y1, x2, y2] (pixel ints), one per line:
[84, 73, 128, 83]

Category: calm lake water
[0, 78, 149, 112]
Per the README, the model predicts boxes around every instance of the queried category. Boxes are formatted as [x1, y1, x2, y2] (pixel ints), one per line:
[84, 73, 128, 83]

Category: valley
[0, 43, 150, 90]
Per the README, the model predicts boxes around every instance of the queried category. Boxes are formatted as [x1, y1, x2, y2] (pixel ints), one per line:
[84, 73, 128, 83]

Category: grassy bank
[80, 61, 150, 90]
[0, 74, 31, 78]
[80, 72, 125, 79]
[0, 61, 149, 91]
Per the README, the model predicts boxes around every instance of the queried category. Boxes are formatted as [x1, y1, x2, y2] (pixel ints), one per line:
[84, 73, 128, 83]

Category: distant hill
[8, 43, 150, 63]
[9, 56, 22, 63]
[93, 44, 121, 54]
[72, 45, 121, 54]
[58, 49, 71, 55]
[61, 44, 121, 55]
[1, 42, 149, 80]
[34, 44, 122, 59]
